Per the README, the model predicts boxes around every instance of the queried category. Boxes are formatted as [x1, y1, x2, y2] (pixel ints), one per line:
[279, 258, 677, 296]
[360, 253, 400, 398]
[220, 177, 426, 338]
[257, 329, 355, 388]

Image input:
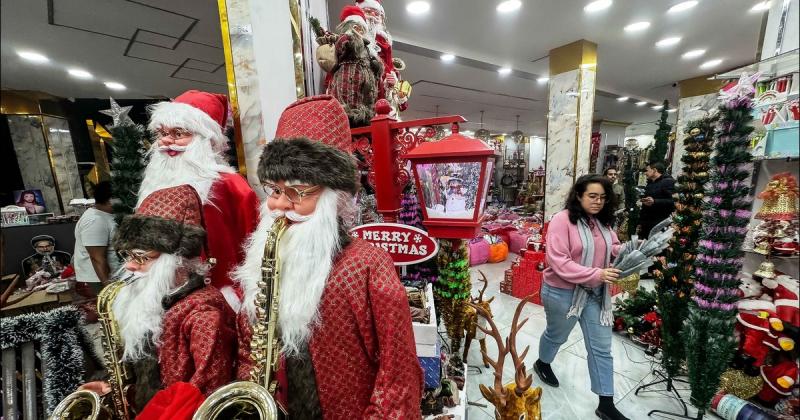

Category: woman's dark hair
[564, 174, 617, 227]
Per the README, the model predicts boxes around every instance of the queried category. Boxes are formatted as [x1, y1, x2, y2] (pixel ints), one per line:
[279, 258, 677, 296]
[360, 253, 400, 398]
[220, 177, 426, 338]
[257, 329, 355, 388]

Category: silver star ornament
[99, 97, 134, 127]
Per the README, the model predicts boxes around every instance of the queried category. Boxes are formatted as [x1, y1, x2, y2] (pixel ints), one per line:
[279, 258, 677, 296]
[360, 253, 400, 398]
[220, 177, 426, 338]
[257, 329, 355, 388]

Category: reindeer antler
[508, 295, 534, 395]
[469, 300, 508, 408]
[475, 270, 489, 302]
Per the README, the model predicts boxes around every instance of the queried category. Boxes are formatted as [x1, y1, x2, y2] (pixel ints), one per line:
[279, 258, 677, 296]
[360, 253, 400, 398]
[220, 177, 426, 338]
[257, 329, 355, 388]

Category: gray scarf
[567, 217, 614, 326]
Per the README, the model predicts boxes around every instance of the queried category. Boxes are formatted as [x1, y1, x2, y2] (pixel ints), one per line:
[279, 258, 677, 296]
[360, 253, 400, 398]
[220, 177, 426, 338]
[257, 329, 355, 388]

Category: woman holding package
[533, 174, 630, 420]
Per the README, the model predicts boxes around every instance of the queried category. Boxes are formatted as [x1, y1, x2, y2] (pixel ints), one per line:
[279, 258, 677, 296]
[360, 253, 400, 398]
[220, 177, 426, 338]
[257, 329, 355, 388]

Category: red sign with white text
[350, 223, 439, 266]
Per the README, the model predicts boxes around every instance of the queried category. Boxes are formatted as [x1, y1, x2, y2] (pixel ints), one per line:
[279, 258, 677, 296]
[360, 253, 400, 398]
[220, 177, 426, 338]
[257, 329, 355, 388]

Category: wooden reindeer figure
[470, 295, 543, 420]
[463, 270, 495, 367]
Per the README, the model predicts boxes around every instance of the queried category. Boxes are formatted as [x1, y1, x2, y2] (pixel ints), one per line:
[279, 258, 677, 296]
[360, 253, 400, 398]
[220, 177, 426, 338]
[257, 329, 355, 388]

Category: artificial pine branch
[682, 79, 756, 413]
[109, 123, 147, 222]
[434, 239, 471, 356]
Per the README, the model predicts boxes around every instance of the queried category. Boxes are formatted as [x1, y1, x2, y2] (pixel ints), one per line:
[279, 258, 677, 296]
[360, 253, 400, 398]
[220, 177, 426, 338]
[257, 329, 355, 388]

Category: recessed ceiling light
[617, 96, 629, 101]
[406, 1, 430, 14]
[636, 101, 647, 106]
[682, 49, 706, 59]
[440, 53, 455, 62]
[104, 82, 126, 90]
[699, 58, 723, 69]
[624, 21, 651, 32]
[67, 68, 93, 79]
[498, 67, 512, 75]
[17, 50, 50, 63]
[751, 1, 771, 12]
[501, 133, 508, 136]
[667, 108, 678, 113]
[497, 0, 522, 13]
[656, 37, 682, 47]
[652, 105, 664, 110]
[668, 1, 698, 13]
[537, 76, 549, 83]
[584, 0, 612, 12]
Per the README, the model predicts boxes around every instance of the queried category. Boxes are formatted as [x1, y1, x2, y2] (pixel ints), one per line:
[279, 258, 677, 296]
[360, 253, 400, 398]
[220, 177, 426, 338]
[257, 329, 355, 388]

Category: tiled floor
[463, 260, 721, 420]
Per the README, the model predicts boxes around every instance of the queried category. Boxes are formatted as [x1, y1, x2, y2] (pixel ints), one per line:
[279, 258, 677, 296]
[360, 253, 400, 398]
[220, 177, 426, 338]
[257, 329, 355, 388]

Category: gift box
[418, 340, 442, 389]
[511, 250, 546, 301]
[412, 283, 438, 348]
[500, 268, 514, 295]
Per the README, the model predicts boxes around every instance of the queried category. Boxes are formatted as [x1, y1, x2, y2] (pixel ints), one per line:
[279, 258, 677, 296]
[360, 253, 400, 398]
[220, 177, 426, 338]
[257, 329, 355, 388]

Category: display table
[1, 221, 77, 276]
[0, 290, 74, 316]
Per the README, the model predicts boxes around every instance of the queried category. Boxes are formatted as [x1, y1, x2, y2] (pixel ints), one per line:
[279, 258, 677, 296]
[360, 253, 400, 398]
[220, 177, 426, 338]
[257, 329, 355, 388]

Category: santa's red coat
[203, 173, 259, 293]
[237, 238, 423, 419]
[158, 286, 237, 395]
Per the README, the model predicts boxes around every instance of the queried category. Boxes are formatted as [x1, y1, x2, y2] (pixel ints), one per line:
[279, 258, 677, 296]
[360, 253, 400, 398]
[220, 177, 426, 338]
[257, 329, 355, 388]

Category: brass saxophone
[51, 280, 132, 420]
[192, 217, 288, 420]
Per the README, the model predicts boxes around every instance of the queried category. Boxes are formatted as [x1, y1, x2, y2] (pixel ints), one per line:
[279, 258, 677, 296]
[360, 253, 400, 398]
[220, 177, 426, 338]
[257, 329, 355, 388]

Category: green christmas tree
[434, 239, 471, 357]
[110, 123, 147, 221]
[682, 77, 756, 414]
[651, 117, 715, 380]
[649, 100, 671, 166]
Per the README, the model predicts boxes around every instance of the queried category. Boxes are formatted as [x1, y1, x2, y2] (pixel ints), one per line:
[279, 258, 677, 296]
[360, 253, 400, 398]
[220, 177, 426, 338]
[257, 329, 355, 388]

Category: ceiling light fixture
[617, 96, 629, 101]
[699, 58, 723, 69]
[682, 49, 706, 59]
[498, 67, 512, 75]
[656, 37, 682, 47]
[537, 76, 549, 83]
[624, 21, 651, 32]
[668, 1, 698, 13]
[496, 0, 522, 13]
[636, 101, 647, 106]
[17, 50, 50, 63]
[406, 1, 430, 14]
[751, 1, 771, 12]
[67, 68, 93, 79]
[104, 82, 126, 91]
[440, 53, 455, 62]
[584, 0, 612, 12]
[652, 105, 664, 110]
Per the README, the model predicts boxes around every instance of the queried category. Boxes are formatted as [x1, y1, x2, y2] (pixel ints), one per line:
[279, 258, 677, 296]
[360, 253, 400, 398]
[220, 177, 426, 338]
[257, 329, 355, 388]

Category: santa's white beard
[233, 188, 342, 356]
[112, 254, 181, 362]
[137, 135, 234, 207]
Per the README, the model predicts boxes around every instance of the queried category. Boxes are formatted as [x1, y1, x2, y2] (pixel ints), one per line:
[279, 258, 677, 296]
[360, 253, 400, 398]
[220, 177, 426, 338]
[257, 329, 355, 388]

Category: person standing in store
[638, 161, 675, 238]
[233, 96, 422, 418]
[532, 174, 631, 420]
[73, 181, 119, 296]
[603, 167, 625, 211]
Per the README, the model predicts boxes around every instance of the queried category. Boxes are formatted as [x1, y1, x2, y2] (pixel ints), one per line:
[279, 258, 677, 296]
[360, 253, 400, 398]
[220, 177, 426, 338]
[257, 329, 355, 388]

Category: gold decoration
[753, 260, 777, 279]
[718, 369, 764, 400]
[615, 273, 641, 294]
[756, 173, 800, 221]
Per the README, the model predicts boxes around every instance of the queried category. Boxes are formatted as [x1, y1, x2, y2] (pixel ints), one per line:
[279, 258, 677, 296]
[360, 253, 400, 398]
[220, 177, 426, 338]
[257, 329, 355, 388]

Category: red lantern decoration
[403, 125, 496, 239]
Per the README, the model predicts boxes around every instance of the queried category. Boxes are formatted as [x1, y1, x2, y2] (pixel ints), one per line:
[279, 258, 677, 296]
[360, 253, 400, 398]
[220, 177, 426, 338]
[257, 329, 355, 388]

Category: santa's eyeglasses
[261, 183, 321, 204]
[118, 249, 157, 265]
[154, 127, 193, 140]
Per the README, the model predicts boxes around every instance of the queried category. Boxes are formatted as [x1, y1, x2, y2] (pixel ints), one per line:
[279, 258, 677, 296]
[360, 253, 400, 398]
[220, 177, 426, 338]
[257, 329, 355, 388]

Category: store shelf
[713, 49, 799, 80]
[752, 155, 800, 162]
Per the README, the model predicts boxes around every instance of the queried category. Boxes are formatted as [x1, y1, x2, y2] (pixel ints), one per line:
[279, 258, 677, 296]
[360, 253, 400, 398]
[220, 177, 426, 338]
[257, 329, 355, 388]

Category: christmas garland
[682, 75, 756, 413]
[0, 306, 90, 415]
[649, 100, 671, 165]
[434, 239, 471, 356]
[110, 123, 147, 222]
[652, 116, 716, 379]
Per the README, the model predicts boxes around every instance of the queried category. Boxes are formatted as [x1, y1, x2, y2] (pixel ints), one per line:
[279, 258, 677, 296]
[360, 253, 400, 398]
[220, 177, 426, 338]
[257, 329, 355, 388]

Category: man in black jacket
[639, 161, 675, 238]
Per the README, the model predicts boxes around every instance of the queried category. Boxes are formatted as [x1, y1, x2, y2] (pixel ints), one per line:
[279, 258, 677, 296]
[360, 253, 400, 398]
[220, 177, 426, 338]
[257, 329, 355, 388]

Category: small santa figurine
[758, 360, 798, 404]
[763, 274, 800, 328]
[140, 90, 259, 307]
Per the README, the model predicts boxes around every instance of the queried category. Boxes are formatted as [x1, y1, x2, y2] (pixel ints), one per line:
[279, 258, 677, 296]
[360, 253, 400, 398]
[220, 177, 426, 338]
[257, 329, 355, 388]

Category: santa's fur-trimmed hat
[340, 5, 367, 27]
[148, 90, 229, 152]
[356, 0, 384, 15]
[114, 185, 206, 258]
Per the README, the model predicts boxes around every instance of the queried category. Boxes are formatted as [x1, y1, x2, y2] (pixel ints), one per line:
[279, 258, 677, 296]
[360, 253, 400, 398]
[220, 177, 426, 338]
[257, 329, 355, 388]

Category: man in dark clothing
[639, 162, 675, 238]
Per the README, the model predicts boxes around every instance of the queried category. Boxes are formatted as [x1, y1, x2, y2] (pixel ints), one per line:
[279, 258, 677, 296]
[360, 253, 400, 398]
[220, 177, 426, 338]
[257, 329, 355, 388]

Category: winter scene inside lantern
[403, 124, 496, 239]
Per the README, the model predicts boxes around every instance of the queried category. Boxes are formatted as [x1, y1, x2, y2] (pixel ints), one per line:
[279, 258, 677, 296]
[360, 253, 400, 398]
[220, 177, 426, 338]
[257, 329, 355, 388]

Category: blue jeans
[538, 282, 615, 396]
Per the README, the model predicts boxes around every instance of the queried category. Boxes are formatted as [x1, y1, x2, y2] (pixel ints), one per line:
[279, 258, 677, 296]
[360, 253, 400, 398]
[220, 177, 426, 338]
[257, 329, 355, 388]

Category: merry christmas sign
[350, 223, 439, 265]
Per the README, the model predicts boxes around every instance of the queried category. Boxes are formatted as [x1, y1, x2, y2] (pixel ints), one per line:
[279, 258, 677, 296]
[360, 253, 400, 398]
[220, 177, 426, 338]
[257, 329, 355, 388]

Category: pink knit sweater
[543, 210, 621, 289]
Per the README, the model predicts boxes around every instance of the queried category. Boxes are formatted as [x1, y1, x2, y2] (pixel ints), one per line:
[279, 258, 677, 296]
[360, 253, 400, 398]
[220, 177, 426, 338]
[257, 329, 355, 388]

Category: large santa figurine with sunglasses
[232, 95, 422, 418]
[140, 90, 259, 306]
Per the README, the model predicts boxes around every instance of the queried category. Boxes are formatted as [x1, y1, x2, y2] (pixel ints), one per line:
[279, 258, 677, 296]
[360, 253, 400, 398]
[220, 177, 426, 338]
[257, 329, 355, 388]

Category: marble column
[671, 76, 725, 176]
[544, 40, 598, 219]
[7, 115, 62, 215]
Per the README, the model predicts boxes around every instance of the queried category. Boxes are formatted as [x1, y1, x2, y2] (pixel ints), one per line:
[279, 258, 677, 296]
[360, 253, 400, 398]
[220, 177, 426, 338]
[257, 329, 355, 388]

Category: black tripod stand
[634, 369, 703, 419]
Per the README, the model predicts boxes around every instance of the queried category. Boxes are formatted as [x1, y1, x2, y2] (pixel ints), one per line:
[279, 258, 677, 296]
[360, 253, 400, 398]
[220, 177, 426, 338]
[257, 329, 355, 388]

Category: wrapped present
[468, 237, 490, 266]
[418, 340, 442, 389]
[500, 268, 514, 295]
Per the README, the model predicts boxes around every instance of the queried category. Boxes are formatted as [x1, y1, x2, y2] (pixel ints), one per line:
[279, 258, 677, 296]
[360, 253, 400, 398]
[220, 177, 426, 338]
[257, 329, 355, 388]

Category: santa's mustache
[157, 145, 189, 153]
[120, 269, 148, 283]
[269, 209, 313, 223]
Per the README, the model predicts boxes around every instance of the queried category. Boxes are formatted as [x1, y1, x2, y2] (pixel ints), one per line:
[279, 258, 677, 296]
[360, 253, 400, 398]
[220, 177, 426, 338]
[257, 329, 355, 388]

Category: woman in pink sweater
[533, 174, 629, 420]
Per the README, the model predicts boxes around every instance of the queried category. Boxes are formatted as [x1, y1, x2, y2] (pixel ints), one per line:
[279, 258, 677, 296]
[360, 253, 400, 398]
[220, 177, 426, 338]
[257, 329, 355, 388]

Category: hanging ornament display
[755, 172, 799, 221]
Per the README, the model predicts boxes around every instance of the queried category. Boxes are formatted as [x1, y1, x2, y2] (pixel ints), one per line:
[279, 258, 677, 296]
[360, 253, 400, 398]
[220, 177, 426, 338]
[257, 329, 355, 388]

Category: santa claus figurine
[78, 185, 237, 414]
[140, 90, 259, 307]
[763, 274, 800, 328]
[233, 95, 422, 418]
[758, 360, 798, 404]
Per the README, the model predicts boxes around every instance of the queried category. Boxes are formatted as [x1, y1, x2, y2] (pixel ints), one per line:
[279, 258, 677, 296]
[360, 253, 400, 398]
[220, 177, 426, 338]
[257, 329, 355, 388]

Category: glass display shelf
[713, 49, 799, 81]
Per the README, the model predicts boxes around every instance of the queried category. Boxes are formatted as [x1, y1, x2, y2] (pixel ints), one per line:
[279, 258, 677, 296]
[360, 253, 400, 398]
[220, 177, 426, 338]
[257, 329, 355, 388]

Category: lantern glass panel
[478, 160, 493, 212]
[417, 161, 481, 219]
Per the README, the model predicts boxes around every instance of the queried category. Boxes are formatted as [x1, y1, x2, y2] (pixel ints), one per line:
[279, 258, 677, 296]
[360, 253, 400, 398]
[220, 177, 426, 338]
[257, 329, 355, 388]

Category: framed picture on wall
[13, 189, 47, 215]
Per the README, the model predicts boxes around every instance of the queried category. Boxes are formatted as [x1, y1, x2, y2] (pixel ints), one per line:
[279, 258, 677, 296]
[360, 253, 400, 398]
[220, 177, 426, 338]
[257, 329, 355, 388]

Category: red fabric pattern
[204, 173, 259, 292]
[158, 286, 237, 395]
[274, 95, 352, 153]
[237, 238, 423, 419]
[136, 382, 205, 420]
[137, 185, 203, 227]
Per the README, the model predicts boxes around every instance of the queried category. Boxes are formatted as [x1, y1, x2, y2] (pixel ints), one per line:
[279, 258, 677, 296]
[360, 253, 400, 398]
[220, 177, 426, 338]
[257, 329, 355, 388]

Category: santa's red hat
[148, 90, 230, 153]
[356, 0, 384, 15]
[758, 360, 798, 403]
[340, 4, 367, 27]
[273, 95, 351, 152]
